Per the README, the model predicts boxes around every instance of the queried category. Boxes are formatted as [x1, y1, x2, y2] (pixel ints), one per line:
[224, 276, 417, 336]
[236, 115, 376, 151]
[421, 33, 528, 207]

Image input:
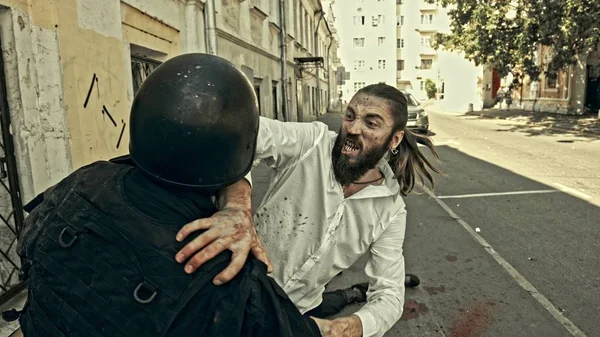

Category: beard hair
[332, 131, 392, 186]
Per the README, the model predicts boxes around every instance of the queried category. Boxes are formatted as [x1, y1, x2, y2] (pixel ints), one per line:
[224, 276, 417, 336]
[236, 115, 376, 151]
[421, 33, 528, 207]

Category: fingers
[176, 227, 221, 263]
[251, 243, 273, 273]
[183, 236, 235, 274]
[213, 249, 249, 285]
[176, 218, 212, 242]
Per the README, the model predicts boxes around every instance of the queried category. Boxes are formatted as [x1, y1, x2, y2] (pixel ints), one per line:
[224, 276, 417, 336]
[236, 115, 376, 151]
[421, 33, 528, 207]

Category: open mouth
[342, 138, 361, 155]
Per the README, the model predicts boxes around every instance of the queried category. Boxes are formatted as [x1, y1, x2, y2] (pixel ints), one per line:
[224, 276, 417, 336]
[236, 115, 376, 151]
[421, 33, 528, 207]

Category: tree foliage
[431, 0, 600, 81]
[424, 79, 437, 99]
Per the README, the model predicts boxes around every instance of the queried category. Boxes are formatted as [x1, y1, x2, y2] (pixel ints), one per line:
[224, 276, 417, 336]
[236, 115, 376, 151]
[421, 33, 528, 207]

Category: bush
[424, 79, 437, 99]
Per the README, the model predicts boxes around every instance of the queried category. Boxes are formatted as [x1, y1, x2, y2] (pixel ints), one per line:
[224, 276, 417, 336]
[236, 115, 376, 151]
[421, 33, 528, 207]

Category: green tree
[431, 0, 600, 81]
[424, 79, 437, 99]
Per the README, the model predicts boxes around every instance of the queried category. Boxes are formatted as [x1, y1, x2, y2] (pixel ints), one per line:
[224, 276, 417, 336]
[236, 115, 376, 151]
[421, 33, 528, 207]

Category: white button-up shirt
[251, 117, 406, 337]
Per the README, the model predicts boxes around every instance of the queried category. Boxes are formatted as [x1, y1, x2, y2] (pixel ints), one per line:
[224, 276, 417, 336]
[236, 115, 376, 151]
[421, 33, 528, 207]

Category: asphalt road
[301, 110, 600, 337]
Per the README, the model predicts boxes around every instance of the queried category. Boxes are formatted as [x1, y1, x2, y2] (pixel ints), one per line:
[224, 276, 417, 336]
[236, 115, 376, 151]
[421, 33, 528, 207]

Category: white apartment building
[334, 0, 397, 102]
[396, 0, 485, 111]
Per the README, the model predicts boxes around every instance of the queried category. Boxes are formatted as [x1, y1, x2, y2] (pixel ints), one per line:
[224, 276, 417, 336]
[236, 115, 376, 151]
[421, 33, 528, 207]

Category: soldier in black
[13, 53, 321, 337]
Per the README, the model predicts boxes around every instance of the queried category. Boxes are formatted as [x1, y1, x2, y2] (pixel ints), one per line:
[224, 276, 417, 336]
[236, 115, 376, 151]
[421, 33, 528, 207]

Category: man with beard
[175, 84, 442, 337]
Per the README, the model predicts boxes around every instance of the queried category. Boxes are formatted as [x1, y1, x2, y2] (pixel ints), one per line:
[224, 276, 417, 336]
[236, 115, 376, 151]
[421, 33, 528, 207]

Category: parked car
[402, 91, 429, 134]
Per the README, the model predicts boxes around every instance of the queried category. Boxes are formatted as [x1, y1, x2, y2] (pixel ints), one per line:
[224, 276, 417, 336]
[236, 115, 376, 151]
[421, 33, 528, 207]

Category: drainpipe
[314, 11, 325, 116]
[326, 31, 334, 112]
[205, 0, 218, 55]
[279, 0, 288, 121]
[185, 1, 199, 52]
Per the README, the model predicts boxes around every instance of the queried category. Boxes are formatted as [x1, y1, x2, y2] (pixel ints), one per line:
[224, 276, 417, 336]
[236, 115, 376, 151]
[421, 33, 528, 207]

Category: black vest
[16, 161, 320, 337]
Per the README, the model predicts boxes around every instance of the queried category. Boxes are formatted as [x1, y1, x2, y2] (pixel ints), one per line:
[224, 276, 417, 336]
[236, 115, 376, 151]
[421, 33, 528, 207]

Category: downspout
[326, 31, 334, 112]
[314, 11, 325, 116]
[185, 1, 199, 52]
[205, 0, 218, 55]
[279, 0, 288, 121]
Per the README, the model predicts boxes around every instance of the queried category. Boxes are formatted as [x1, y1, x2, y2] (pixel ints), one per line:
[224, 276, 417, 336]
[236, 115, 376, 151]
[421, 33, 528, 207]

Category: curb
[445, 111, 600, 137]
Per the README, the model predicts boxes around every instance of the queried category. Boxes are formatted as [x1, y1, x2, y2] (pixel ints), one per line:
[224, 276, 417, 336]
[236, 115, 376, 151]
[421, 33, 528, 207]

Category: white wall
[335, 0, 396, 102]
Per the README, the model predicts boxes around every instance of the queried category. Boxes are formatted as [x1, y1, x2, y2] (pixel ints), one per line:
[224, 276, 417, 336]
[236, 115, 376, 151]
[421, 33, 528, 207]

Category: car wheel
[421, 126, 429, 134]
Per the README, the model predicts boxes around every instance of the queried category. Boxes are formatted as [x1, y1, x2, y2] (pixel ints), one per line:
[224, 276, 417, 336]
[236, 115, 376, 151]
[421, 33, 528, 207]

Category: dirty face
[332, 93, 404, 185]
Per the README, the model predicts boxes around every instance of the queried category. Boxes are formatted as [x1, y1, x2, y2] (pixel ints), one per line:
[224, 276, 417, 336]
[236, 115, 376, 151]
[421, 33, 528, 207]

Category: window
[421, 14, 433, 24]
[354, 15, 365, 25]
[312, 87, 316, 114]
[272, 82, 278, 119]
[421, 37, 431, 47]
[354, 82, 366, 91]
[353, 38, 365, 47]
[372, 16, 378, 26]
[378, 60, 386, 69]
[401, 39, 404, 47]
[299, 2, 303, 44]
[397, 60, 405, 70]
[344, 72, 351, 80]
[378, 37, 385, 46]
[396, 0, 402, 3]
[420, 59, 433, 69]
[546, 71, 558, 89]
[131, 56, 161, 94]
[353, 60, 365, 70]
[254, 83, 262, 115]
[397, 38, 401, 48]
[420, 81, 424, 91]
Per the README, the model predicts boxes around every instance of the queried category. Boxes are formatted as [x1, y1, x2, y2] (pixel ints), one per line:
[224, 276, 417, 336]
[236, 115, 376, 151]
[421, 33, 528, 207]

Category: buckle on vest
[134, 281, 158, 304]
[58, 227, 79, 248]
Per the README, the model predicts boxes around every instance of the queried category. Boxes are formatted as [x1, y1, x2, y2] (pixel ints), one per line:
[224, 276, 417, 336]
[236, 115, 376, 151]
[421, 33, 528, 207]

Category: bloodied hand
[174, 179, 273, 285]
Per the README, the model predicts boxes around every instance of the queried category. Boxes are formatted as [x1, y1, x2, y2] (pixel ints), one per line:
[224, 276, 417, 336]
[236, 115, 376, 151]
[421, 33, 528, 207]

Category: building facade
[334, 0, 396, 103]
[0, 0, 338, 307]
[217, 0, 338, 122]
[511, 44, 600, 115]
[395, 0, 484, 111]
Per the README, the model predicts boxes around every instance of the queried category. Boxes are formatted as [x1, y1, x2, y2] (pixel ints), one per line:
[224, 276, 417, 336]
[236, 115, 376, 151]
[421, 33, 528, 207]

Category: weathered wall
[0, 0, 205, 203]
[216, 0, 333, 122]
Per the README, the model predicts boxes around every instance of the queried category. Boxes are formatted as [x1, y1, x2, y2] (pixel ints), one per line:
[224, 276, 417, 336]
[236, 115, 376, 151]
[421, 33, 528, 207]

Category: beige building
[509, 44, 600, 115]
[0, 0, 339, 311]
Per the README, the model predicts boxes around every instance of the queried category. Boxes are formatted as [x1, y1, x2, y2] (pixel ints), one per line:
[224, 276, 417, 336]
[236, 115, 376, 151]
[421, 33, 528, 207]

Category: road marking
[423, 186, 588, 337]
[430, 140, 461, 147]
[438, 190, 558, 199]
[553, 183, 592, 200]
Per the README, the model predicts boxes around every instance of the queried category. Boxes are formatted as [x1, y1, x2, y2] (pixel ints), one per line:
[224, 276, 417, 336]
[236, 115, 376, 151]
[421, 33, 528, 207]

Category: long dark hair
[357, 84, 443, 196]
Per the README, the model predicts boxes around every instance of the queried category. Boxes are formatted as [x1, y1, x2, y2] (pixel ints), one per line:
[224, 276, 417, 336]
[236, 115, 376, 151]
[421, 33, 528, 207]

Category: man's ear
[390, 129, 405, 150]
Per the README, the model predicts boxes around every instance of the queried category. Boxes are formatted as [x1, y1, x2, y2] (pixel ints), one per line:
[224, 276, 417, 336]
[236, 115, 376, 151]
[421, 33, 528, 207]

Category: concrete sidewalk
[431, 106, 600, 136]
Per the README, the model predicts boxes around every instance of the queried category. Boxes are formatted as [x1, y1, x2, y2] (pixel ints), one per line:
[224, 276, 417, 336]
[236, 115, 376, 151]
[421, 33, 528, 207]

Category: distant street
[296, 108, 600, 337]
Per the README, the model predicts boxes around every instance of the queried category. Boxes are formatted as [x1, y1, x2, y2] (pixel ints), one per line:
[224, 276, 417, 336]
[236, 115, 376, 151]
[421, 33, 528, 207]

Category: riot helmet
[129, 53, 259, 190]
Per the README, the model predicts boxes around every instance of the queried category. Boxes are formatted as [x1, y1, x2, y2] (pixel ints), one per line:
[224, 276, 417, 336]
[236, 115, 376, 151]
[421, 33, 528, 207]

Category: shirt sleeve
[354, 205, 407, 337]
[254, 116, 327, 170]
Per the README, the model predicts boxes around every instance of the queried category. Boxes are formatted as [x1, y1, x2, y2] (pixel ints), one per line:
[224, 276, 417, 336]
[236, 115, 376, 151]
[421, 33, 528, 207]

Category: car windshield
[405, 93, 419, 106]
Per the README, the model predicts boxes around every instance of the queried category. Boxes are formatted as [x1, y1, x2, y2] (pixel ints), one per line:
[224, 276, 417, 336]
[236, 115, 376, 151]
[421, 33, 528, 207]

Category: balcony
[419, 47, 437, 56]
[416, 24, 438, 33]
[420, 1, 439, 12]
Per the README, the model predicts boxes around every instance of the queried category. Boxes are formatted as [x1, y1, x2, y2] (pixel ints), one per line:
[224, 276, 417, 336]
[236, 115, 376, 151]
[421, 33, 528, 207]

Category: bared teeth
[344, 140, 359, 152]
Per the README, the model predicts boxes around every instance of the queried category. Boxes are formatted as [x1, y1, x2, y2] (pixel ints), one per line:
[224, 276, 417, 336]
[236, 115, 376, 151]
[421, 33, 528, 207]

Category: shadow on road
[461, 109, 600, 140]
[310, 145, 599, 336]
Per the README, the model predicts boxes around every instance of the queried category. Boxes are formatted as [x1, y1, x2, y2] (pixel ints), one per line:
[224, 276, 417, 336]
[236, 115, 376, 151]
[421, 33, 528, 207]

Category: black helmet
[129, 53, 259, 190]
